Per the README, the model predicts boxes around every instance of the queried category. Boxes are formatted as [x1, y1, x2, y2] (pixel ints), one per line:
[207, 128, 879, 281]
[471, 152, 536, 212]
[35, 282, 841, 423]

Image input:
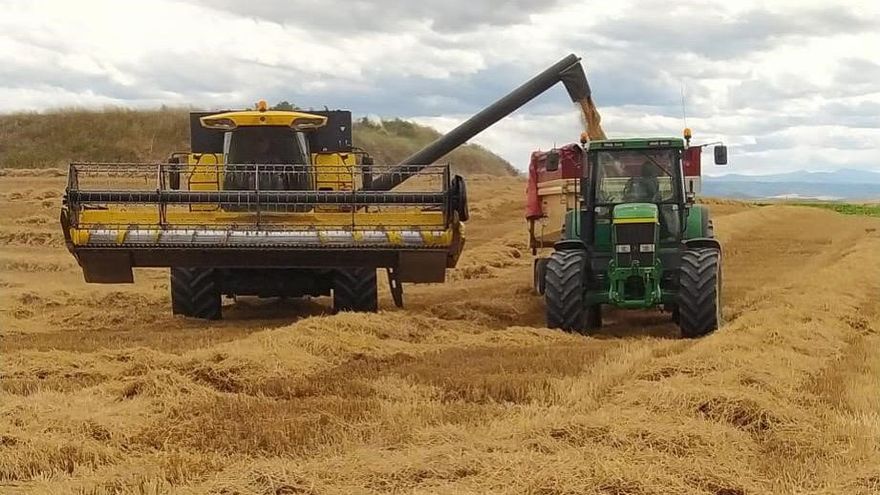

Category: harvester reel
[170, 267, 222, 320]
[333, 268, 379, 313]
[678, 248, 722, 338]
[544, 250, 601, 333]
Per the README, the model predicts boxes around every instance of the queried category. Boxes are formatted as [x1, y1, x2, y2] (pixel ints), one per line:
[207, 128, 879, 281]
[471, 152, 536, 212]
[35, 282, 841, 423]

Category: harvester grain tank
[528, 106, 729, 337]
[61, 54, 599, 319]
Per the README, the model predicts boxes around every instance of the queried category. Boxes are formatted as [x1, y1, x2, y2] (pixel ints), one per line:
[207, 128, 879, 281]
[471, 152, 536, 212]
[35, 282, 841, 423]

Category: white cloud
[0, 0, 878, 174]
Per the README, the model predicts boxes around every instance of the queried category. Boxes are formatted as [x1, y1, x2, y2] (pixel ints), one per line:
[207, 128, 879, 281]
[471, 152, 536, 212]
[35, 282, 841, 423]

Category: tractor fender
[684, 204, 713, 239]
[684, 237, 722, 253]
[553, 239, 587, 251]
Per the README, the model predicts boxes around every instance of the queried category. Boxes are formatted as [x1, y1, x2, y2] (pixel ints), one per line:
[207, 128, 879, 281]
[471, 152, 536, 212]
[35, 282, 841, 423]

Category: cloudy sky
[2, 0, 878, 175]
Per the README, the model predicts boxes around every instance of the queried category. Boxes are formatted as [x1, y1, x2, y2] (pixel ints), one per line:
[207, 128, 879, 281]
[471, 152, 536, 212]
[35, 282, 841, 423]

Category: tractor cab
[586, 139, 686, 246]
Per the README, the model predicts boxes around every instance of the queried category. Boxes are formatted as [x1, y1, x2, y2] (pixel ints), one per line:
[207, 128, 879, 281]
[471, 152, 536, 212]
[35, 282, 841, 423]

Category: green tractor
[528, 133, 727, 337]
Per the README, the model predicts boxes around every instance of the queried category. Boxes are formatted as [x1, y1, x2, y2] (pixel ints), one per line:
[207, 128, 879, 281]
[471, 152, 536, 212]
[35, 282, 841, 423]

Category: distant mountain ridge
[703, 169, 880, 200]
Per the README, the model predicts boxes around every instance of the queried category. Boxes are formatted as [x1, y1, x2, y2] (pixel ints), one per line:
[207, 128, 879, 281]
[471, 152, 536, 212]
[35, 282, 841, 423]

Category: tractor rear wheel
[545, 250, 600, 333]
[171, 267, 222, 320]
[333, 268, 378, 313]
[678, 248, 722, 338]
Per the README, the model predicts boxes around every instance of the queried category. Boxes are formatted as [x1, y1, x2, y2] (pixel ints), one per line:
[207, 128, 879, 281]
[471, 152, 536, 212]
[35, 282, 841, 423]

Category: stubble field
[1, 171, 879, 494]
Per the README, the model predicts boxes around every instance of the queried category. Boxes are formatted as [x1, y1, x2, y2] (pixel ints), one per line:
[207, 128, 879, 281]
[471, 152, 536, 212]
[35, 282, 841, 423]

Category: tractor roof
[589, 137, 685, 150]
[199, 109, 328, 131]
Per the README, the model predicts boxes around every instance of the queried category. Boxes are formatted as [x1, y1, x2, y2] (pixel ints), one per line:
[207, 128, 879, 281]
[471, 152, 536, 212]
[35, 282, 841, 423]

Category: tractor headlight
[615, 244, 632, 253]
[639, 244, 655, 253]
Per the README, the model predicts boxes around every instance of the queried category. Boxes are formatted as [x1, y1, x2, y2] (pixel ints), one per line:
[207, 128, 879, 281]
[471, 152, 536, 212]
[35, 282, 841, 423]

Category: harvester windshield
[227, 127, 309, 165]
[595, 149, 678, 204]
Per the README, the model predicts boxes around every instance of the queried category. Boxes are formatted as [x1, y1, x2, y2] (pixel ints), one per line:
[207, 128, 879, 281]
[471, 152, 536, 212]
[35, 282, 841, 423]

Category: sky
[1, 0, 878, 175]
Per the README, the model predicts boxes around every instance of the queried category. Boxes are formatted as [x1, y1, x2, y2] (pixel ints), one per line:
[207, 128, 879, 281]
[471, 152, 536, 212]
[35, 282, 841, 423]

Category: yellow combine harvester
[61, 54, 598, 319]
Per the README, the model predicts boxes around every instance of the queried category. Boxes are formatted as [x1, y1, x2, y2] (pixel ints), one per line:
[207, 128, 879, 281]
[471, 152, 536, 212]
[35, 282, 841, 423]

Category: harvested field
[1, 173, 879, 494]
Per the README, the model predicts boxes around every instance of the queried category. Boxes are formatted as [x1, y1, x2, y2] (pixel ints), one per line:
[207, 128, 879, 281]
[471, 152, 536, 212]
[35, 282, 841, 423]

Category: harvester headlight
[615, 244, 631, 253]
[201, 117, 237, 130]
[290, 117, 327, 131]
[639, 243, 655, 253]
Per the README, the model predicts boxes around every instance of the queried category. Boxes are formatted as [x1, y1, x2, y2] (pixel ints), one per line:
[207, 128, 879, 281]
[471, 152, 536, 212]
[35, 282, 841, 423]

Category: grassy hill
[0, 108, 517, 176]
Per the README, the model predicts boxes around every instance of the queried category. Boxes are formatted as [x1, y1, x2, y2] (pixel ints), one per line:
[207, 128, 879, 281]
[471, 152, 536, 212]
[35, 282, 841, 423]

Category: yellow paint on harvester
[77, 208, 447, 228]
[386, 231, 403, 246]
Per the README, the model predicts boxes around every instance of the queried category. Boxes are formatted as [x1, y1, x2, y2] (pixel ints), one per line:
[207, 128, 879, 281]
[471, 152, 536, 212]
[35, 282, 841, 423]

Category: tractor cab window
[594, 149, 678, 204]
[226, 126, 310, 165]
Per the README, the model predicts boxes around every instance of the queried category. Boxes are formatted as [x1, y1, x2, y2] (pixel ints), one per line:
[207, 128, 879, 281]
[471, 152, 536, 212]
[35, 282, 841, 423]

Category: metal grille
[615, 223, 655, 266]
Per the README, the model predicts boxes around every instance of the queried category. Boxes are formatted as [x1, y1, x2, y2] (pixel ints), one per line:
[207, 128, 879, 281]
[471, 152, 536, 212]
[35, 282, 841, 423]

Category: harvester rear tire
[170, 268, 221, 320]
[678, 248, 722, 338]
[333, 269, 378, 313]
[545, 250, 599, 333]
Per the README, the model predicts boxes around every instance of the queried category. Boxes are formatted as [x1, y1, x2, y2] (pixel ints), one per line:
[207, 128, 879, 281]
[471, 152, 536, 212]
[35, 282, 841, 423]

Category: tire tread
[678, 249, 721, 338]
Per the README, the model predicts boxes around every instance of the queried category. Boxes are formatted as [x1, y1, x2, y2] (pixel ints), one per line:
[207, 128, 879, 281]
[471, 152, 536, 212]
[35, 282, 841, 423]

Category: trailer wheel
[333, 268, 378, 313]
[171, 267, 221, 320]
[678, 248, 722, 338]
[545, 250, 599, 333]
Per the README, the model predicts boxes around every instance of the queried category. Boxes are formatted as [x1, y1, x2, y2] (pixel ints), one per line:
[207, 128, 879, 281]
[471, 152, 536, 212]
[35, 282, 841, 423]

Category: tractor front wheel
[171, 267, 222, 320]
[544, 250, 601, 333]
[333, 268, 378, 313]
[678, 248, 722, 338]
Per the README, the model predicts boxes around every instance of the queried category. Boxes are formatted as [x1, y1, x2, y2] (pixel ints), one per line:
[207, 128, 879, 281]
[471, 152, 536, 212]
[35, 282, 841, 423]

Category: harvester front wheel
[333, 269, 378, 313]
[170, 268, 221, 320]
[678, 249, 722, 338]
[545, 250, 600, 333]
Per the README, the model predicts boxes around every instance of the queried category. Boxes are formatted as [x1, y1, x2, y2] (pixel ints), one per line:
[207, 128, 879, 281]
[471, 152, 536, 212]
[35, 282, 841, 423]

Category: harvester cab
[62, 54, 600, 319]
[529, 131, 728, 338]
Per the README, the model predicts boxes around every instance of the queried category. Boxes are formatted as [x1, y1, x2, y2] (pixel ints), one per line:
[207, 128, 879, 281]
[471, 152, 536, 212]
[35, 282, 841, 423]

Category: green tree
[271, 101, 297, 111]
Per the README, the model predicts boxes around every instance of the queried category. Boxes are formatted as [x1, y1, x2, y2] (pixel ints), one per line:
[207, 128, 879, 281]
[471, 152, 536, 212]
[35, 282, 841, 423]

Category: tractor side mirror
[714, 145, 728, 165]
[546, 150, 560, 172]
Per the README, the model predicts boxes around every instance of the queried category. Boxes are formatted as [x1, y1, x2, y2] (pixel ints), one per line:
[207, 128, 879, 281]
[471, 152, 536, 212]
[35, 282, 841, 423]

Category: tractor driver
[623, 160, 680, 241]
[622, 161, 661, 203]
